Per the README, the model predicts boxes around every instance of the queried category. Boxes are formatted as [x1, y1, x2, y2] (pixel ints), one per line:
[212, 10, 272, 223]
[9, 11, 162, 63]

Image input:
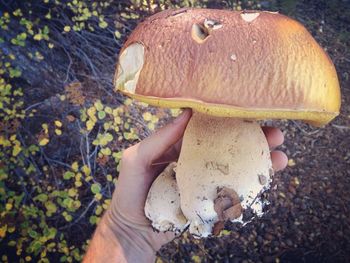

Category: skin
[83, 109, 288, 263]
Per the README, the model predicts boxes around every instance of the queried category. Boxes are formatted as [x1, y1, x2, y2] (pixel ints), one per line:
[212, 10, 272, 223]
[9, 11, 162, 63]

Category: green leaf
[47, 227, 57, 240]
[8, 240, 16, 246]
[60, 255, 67, 262]
[29, 240, 42, 254]
[45, 201, 57, 216]
[34, 193, 48, 203]
[89, 215, 98, 225]
[90, 183, 101, 194]
[9, 68, 22, 78]
[62, 197, 74, 209]
[63, 171, 74, 180]
[97, 111, 106, 120]
[28, 229, 38, 238]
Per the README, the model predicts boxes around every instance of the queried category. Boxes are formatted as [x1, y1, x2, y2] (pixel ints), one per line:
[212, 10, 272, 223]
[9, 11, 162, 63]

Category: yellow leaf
[33, 34, 42, 41]
[42, 123, 49, 133]
[68, 188, 77, 197]
[5, 203, 13, 211]
[124, 98, 132, 106]
[64, 26, 71, 32]
[219, 230, 231, 236]
[86, 120, 95, 131]
[0, 225, 7, 238]
[170, 108, 181, 117]
[147, 123, 155, 130]
[35, 51, 44, 60]
[48, 43, 54, 49]
[151, 115, 159, 124]
[95, 193, 102, 201]
[142, 112, 152, 122]
[94, 100, 104, 111]
[105, 106, 112, 114]
[55, 129, 62, 136]
[100, 147, 111, 156]
[39, 138, 49, 146]
[71, 162, 79, 172]
[114, 116, 122, 125]
[54, 120, 62, 127]
[98, 21, 108, 29]
[7, 226, 15, 233]
[87, 107, 96, 120]
[139, 102, 149, 107]
[103, 122, 111, 131]
[106, 174, 113, 182]
[288, 159, 296, 167]
[82, 165, 91, 176]
[85, 176, 93, 182]
[114, 30, 121, 38]
[12, 143, 21, 156]
[112, 108, 119, 117]
[191, 255, 201, 263]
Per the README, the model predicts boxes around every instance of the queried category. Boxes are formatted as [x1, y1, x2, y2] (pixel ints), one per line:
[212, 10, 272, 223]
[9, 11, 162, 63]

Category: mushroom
[114, 9, 341, 237]
[144, 162, 188, 233]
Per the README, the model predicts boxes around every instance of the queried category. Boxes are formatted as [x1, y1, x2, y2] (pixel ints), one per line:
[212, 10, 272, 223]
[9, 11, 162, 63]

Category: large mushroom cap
[114, 8, 341, 126]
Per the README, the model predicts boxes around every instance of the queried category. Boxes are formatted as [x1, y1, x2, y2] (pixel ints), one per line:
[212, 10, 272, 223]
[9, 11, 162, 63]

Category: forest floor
[1, 0, 349, 262]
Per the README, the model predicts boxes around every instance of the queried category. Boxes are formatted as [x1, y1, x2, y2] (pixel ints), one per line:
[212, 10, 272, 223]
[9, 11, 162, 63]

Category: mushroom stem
[176, 112, 273, 237]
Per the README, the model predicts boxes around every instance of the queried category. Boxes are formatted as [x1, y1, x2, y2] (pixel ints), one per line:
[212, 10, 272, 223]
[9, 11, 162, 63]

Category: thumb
[138, 109, 192, 165]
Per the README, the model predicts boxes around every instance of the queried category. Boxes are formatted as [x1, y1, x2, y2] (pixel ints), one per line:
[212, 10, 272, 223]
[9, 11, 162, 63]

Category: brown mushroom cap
[114, 8, 341, 126]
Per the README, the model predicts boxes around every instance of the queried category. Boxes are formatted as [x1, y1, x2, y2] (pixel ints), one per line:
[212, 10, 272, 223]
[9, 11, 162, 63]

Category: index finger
[262, 126, 284, 149]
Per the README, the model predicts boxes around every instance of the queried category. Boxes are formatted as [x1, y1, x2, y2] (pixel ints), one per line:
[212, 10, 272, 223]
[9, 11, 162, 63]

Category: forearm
[83, 210, 157, 263]
[83, 213, 128, 263]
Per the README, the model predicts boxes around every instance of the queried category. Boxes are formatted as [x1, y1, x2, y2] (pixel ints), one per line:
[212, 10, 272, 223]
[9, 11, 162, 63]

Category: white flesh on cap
[115, 43, 144, 93]
[176, 112, 273, 237]
[144, 162, 188, 233]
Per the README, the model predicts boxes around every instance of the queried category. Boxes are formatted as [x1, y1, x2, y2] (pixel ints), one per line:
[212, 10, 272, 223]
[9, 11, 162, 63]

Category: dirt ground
[158, 1, 350, 262]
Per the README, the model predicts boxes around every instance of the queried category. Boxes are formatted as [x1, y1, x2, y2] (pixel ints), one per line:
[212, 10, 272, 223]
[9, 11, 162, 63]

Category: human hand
[87, 109, 287, 263]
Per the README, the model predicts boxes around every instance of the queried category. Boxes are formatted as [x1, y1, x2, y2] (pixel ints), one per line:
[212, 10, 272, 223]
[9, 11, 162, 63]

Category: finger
[139, 109, 192, 165]
[271, 150, 288, 171]
[151, 138, 183, 166]
[262, 127, 284, 149]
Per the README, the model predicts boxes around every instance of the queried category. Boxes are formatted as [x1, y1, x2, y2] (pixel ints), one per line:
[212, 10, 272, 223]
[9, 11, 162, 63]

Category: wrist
[104, 208, 157, 263]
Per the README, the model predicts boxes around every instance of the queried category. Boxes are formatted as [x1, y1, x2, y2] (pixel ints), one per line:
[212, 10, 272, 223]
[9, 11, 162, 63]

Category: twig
[332, 124, 350, 130]
[24, 102, 45, 112]
[292, 120, 321, 135]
